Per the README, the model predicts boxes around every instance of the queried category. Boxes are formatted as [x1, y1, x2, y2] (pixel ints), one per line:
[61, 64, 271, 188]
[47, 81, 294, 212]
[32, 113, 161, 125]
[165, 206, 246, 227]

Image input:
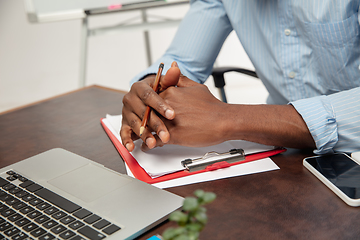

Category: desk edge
[0, 85, 127, 116]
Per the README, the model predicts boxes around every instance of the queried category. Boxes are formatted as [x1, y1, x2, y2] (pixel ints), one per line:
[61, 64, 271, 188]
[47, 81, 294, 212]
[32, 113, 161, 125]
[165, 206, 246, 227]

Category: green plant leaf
[163, 226, 188, 240]
[183, 197, 199, 212]
[162, 227, 177, 240]
[194, 189, 205, 198]
[169, 211, 188, 225]
[173, 235, 191, 240]
[173, 227, 187, 236]
[202, 192, 216, 204]
[194, 211, 208, 225]
[193, 206, 206, 215]
[186, 223, 203, 232]
[163, 189, 216, 240]
[187, 230, 200, 240]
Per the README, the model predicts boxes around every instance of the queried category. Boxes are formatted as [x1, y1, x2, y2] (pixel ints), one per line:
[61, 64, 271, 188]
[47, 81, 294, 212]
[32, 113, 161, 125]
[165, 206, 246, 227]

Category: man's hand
[140, 74, 316, 152]
[140, 76, 229, 151]
[120, 62, 181, 152]
[121, 61, 316, 153]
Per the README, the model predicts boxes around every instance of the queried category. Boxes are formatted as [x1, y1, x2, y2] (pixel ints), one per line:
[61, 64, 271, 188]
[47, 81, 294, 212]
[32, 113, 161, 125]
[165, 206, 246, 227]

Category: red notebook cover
[101, 118, 286, 184]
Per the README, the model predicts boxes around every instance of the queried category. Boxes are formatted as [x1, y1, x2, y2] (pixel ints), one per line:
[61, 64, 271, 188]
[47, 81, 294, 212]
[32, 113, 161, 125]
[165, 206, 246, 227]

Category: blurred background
[0, 0, 268, 113]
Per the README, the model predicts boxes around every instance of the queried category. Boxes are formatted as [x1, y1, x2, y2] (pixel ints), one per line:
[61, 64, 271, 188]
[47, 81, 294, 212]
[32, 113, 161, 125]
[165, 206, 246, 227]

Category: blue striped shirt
[131, 0, 360, 154]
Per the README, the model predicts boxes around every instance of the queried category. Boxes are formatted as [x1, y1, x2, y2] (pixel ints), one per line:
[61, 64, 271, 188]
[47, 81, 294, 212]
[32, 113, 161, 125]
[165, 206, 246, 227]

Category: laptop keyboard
[0, 170, 121, 240]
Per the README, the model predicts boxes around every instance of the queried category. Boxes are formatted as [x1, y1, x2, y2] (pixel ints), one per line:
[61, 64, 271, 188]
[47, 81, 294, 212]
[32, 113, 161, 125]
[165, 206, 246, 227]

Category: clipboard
[101, 118, 286, 184]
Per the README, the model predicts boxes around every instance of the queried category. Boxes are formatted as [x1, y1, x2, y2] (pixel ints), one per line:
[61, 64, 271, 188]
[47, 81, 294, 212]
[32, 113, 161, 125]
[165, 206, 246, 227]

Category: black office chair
[211, 67, 258, 103]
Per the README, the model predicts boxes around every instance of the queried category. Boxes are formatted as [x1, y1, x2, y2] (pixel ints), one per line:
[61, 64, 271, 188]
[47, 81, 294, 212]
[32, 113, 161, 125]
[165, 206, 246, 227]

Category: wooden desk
[1, 86, 359, 240]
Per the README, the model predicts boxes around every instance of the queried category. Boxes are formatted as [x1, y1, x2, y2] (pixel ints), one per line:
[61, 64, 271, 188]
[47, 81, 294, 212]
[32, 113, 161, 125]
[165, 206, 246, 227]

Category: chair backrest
[211, 67, 258, 103]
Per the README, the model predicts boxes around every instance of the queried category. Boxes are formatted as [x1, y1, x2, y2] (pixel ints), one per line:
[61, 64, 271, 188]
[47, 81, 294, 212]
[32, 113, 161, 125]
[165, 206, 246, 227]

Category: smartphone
[303, 153, 360, 207]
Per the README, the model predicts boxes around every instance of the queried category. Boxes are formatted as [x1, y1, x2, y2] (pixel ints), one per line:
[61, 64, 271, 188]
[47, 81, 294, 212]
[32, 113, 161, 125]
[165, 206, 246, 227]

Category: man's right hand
[120, 62, 181, 152]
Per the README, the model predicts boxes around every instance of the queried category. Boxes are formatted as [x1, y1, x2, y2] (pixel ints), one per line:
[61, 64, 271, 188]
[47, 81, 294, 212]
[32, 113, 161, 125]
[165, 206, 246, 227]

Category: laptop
[0, 148, 183, 239]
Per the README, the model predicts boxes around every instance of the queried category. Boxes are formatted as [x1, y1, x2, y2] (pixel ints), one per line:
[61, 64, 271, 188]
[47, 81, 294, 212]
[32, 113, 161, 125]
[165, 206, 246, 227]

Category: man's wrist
[216, 103, 244, 142]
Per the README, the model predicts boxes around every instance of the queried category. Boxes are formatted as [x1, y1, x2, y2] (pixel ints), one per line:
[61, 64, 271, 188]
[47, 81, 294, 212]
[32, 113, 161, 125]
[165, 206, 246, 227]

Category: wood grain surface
[1, 86, 359, 240]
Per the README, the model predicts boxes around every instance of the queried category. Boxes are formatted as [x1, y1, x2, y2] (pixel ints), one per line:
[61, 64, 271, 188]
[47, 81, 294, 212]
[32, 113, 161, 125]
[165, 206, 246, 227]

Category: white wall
[0, 0, 268, 113]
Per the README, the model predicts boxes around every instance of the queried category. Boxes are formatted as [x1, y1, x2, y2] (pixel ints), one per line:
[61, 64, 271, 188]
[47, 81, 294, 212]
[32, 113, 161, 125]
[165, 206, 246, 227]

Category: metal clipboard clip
[181, 149, 245, 172]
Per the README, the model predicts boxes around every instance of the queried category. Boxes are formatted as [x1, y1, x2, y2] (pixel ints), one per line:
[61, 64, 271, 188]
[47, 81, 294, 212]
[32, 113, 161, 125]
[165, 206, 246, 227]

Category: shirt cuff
[290, 96, 338, 154]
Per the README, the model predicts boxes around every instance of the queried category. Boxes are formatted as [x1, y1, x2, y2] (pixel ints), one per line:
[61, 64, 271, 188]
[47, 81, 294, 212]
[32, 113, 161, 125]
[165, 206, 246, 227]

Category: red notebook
[101, 118, 286, 184]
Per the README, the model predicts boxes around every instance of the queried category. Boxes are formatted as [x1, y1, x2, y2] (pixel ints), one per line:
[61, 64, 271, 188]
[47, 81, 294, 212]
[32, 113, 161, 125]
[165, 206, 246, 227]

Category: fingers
[121, 105, 170, 151]
[120, 121, 137, 153]
[138, 109, 171, 148]
[171, 61, 178, 68]
[120, 61, 184, 152]
[166, 61, 200, 88]
[121, 122, 168, 153]
[140, 134, 166, 152]
[122, 85, 172, 151]
[159, 61, 181, 91]
[132, 80, 175, 120]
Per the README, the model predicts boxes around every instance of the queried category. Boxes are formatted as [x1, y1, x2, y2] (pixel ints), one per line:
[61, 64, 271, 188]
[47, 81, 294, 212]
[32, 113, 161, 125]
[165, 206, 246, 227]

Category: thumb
[159, 61, 181, 91]
[166, 61, 201, 88]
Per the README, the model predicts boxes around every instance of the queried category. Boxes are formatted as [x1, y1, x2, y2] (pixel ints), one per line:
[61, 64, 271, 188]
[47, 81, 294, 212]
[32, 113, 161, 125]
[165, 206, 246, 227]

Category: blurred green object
[162, 190, 216, 240]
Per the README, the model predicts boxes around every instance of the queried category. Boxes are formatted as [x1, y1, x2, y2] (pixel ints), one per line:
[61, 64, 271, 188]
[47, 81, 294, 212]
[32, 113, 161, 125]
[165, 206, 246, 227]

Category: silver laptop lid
[1, 148, 183, 239]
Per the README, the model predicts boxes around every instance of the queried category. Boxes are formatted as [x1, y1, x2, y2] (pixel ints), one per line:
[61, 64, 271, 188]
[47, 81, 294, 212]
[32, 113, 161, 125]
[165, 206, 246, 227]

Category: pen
[139, 63, 164, 136]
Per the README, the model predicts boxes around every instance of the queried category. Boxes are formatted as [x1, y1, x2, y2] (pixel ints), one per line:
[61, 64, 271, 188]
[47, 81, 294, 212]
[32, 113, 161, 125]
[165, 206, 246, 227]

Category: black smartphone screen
[306, 153, 360, 199]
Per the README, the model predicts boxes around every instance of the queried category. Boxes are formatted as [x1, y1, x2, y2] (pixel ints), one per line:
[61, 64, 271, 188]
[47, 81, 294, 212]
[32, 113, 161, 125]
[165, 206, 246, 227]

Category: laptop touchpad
[48, 163, 131, 203]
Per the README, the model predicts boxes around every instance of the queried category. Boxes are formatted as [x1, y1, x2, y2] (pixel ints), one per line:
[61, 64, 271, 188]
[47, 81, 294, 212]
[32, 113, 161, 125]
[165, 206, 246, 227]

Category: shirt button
[288, 71, 296, 78]
[284, 29, 291, 36]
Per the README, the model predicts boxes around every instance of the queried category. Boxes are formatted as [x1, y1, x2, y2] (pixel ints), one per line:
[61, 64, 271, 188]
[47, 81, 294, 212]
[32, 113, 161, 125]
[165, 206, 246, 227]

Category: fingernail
[172, 61, 179, 68]
[125, 143, 131, 151]
[146, 138, 154, 149]
[165, 109, 174, 119]
[159, 131, 168, 143]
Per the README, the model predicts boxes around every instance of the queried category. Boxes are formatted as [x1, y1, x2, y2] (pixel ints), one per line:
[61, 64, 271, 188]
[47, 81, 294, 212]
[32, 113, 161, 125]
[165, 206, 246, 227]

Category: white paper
[103, 114, 280, 188]
[104, 114, 275, 178]
[125, 159, 279, 189]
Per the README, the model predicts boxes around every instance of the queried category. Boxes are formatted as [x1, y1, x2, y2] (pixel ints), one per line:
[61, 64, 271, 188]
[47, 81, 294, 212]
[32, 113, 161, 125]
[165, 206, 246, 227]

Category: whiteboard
[24, 0, 163, 22]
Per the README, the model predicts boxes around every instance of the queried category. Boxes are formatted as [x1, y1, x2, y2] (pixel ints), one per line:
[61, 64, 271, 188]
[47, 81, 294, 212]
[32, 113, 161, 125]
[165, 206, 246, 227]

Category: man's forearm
[221, 104, 316, 149]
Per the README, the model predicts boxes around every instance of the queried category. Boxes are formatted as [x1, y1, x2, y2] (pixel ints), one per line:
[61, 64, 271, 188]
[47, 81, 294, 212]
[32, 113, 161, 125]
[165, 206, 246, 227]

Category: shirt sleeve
[290, 87, 360, 154]
[130, 0, 233, 85]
